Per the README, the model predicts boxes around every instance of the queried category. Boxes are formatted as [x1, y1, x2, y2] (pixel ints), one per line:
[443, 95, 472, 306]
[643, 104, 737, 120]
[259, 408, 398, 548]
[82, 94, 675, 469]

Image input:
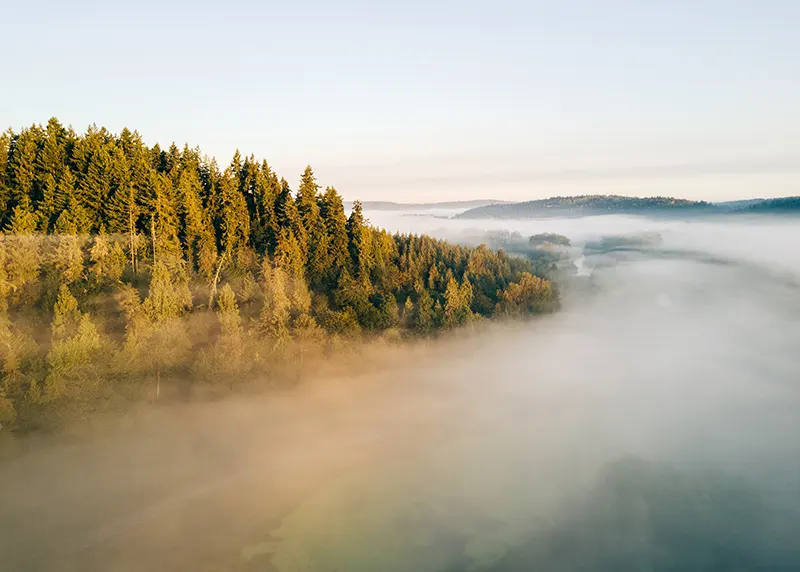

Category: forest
[0, 119, 554, 431]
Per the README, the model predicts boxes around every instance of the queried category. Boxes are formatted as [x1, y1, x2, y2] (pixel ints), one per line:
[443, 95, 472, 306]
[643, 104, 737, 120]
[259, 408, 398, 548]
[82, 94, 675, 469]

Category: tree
[296, 166, 330, 288]
[104, 179, 140, 276]
[50, 232, 85, 287]
[415, 289, 434, 334]
[250, 161, 280, 254]
[320, 186, 350, 280]
[259, 263, 291, 350]
[216, 170, 251, 264]
[8, 127, 37, 211]
[89, 232, 126, 287]
[210, 283, 247, 378]
[0, 130, 11, 228]
[45, 285, 102, 400]
[444, 276, 473, 328]
[4, 205, 41, 302]
[496, 272, 554, 316]
[123, 262, 192, 401]
[402, 296, 415, 328]
[34, 118, 69, 231]
[275, 228, 306, 281]
[147, 171, 183, 265]
[376, 292, 400, 330]
[346, 200, 373, 282]
[178, 168, 214, 273]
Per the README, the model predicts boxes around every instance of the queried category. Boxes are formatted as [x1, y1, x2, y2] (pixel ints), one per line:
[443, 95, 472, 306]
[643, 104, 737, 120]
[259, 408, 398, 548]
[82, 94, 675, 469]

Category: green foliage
[414, 289, 435, 334]
[0, 119, 558, 428]
[496, 272, 555, 316]
[45, 313, 102, 400]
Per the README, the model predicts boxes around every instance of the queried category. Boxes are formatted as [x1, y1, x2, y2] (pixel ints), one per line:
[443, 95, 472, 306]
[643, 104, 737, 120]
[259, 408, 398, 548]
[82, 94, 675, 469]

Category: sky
[2, 0, 799, 202]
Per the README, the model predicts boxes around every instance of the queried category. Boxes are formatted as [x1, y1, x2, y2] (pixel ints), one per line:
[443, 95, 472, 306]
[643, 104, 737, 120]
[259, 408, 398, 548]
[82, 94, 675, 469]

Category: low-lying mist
[2, 211, 799, 571]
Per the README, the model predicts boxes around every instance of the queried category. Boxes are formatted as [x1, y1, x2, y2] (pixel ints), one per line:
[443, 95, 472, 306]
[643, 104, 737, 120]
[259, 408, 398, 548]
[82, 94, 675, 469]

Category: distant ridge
[348, 199, 511, 211]
[455, 194, 800, 219]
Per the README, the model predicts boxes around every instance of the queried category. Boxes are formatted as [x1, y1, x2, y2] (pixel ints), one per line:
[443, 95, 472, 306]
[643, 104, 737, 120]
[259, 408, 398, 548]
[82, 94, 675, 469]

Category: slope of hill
[0, 118, 555, 431]
[455, 195, 716, 219]
[740, 196, 800, 213]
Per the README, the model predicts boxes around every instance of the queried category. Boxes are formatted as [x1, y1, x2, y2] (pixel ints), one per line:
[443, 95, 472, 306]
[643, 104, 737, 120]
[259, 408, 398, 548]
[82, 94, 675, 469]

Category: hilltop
[455, 194, 800, 219]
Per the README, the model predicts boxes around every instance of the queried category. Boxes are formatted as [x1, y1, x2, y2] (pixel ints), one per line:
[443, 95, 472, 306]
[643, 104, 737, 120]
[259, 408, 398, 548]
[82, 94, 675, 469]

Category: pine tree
[275, 228, 306, 281]
[347, 200, 373, 283]
[296, 166, 330, 287]
[250, 161, 280, 254]
[320, 186, 350, 279]
[8, 128, 37, 211]
[74, 129, 113, 226]
[415, 288, 434, 334]
[177, 168, 208, 270]
[104, 180, 140, 276]
[46, 285, 101, 399]
[147, 171, 182, 265]
[259, 263, 291, 349]
[89, 233, 126, 287]
[124, 262, 192, 401]
[34, 118, 69, 231]
[444, 276, 473, 328]
[212, 283, 246, 376]
[50, 233, 85, 286]
[216, 170, 251, 262]
[0, 130, 11, 228]
[402, 296, 415, 328]
[274, 179, 307, 256]
[4, 205, 41, 301]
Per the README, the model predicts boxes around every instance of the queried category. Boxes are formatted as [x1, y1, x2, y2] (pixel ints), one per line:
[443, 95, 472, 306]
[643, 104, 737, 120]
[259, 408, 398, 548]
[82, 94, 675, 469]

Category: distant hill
[455, 195, 717, 219]
[349, 199, 511, 211]
[740, 196, 800, 213]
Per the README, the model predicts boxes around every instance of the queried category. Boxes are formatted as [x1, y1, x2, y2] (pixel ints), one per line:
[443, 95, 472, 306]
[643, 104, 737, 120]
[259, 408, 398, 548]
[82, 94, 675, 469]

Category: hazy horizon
[3, 0, 799, 202]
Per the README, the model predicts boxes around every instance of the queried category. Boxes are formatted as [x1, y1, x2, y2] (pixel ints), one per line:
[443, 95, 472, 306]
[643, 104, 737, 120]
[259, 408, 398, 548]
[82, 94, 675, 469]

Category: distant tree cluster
[0, 119, 555, 429]
[456, 195, 715, 219]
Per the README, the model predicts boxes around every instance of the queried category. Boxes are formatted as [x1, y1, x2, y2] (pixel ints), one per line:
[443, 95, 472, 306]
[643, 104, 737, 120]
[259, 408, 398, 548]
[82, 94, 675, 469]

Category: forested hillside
[0, 119, 554, 430]
[456, 195, 717, 219]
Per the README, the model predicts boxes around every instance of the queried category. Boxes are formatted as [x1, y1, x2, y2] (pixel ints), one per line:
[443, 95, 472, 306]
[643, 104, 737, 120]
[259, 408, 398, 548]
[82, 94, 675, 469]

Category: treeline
[0, 119, 554, 430]
[456, 195, 715, 219]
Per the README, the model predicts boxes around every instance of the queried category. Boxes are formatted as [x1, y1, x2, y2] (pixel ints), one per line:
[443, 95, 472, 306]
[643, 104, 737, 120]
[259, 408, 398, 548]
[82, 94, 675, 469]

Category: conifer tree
[274, 180, 307, 255]
[45, 285, 101, 399]
[216, 170, 251, 262]
[4, 205, 41, 301]
[346, 200, 373, 283]
[275, 228, 306, 281]
[444, 276, 473, 328]
[50, 233, 85, 287]
[296, 166, 330, 287]
[34, 118, 69, 230]
[415, 288, 434, 334]
[8, 128, 37, 211]
[320, 186, 350, 279]
[104, 180, 140, 276]
[212, 283, 246, 375]
[124, 262, 192, 401]
[259, 263, 291, 349]
[402, 296, 415, 328]
[89, 233, 126, 287]
[0, 130, 11, 228]
[74, 129, 113, 225]
[251, 161, 280, 254]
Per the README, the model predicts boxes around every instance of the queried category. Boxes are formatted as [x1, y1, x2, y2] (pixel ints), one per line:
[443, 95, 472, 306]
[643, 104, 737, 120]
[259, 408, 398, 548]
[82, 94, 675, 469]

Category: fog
[2, 210, 800, 571]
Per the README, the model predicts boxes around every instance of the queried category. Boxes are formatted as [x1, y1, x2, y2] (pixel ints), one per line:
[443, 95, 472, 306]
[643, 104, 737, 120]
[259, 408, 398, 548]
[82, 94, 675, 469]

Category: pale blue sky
[3, 0, 799, 201]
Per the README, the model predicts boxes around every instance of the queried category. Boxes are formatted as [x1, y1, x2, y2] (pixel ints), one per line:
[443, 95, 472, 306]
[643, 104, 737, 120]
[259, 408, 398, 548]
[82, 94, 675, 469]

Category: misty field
[2, 211, 800, 571]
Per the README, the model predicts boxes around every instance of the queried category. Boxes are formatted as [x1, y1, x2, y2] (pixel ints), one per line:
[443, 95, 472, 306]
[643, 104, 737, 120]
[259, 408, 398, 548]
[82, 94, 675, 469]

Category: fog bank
[1, 211, 799, 571]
